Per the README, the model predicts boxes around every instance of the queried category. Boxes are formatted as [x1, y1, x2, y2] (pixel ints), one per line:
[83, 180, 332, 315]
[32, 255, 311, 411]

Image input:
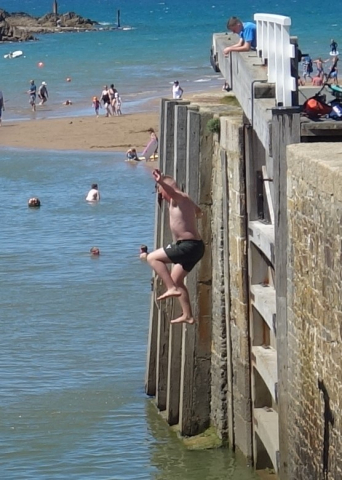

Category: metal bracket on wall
[256, 170, 264, 219]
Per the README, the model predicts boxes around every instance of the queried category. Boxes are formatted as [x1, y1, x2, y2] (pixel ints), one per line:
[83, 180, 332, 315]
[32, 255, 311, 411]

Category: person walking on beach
[27, 80, 37, 112]
[109, 83, 117, 114]
[100, 85, 112, 117]
[115, 92, 122, 115]
[0, 89, 5, 126]
[302, 56, 313, 83]
[172, 81, 184, 99]
[86, 183, 100, 201]
[328, 56, 339, 85]
[92, 96, 101, 117]
[224, 16, 256, 56]
[140, 169, 205, 325]
[313, 57, 329, 77]
[38, 81, 48, 105]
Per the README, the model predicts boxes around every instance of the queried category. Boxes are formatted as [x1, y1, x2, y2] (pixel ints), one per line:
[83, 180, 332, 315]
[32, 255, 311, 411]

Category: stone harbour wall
[287, 143, 342, 480]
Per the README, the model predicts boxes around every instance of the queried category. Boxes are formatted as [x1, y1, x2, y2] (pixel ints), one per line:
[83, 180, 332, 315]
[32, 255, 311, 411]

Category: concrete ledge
[249, 221, 275, 264]
[254, 407, 279, 472]
[301, 118, 342, 137]
[250, 284, 276, 334]
[252, 346, 278, 402]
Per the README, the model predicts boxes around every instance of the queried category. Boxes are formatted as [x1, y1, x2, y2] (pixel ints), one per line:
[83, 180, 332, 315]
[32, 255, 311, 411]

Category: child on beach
[126, 148, 139, 161]
[115, 92, 122, 115]
[140, 169, 205, 325]
[92, 96, 101, 117]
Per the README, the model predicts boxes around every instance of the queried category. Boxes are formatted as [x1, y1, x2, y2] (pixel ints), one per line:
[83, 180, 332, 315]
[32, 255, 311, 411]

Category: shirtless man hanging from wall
[140, 169, 205, 324]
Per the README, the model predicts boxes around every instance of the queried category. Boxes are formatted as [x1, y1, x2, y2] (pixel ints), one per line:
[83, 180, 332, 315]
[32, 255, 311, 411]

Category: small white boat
[4, 50, 23, 59]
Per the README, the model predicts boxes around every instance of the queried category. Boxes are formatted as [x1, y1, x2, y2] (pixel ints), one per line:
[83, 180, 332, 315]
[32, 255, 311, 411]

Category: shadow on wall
[318, 379, 334, 480]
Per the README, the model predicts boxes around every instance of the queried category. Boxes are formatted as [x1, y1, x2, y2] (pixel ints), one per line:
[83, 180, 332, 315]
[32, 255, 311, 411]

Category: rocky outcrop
[0, 10, 36, 42]
[0, 9, 98, 42]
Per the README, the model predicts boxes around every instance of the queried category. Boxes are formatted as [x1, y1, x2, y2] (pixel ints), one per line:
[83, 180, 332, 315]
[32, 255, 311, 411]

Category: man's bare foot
[171, 315, 195, 325]
[157, 288, 181, 301]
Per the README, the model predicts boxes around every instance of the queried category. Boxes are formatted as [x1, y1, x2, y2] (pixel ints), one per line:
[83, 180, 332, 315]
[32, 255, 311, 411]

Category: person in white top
[115, 92, 122, 115]
[172, 81, 184, 99]
[86, 183, 100, 201]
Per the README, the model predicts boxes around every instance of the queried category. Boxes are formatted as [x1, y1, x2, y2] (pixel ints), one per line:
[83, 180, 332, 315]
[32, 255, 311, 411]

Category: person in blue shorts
[27, 80, 37, 112]
[224, 16, 256, 56]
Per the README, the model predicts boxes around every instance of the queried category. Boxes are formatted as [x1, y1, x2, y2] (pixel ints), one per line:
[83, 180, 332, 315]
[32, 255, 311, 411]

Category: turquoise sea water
[0, 0, 340, 119]
[0, 1, 340, 479]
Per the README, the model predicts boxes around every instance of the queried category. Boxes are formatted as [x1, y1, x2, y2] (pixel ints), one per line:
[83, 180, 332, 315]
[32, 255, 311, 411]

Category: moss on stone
[219, 95, 240, 107]
[182, 426, 223, 450]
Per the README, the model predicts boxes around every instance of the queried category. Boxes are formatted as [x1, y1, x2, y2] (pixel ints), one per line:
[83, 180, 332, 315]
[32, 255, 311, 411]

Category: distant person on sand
[148, 127, 158, 142]
[140, 169, 205, 325]
[330, 39, 338, 55]
[302, 56, 313, 83]
[224, 16, 256, 56]
[328, 57, 339, 85]
[0, 89, 5, 126]
[86, 183, 100, 201]
[27, 80, 37, 112]
[38, 81, 48, 105]
[313, 57, 329, 77]
[115, 92, 122, 115]
[172, 81, 184, 99]
[100, 85, 112, 117]
[109, 83, 117, 113]
[92, 96, 101, 117]
[140, 128, 158, 160]
[312, 74, 323, 86]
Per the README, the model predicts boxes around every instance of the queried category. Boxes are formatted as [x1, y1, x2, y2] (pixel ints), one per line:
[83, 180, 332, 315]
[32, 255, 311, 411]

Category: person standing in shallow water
[86, 183, 100, 201]
[140, 169, 205, 325]
[27, 80, 36, 112]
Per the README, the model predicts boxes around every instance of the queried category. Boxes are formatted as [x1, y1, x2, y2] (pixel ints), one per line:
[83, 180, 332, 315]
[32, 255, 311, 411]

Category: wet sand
[0, 112, 160, 152]
[0, 89, 227, 152]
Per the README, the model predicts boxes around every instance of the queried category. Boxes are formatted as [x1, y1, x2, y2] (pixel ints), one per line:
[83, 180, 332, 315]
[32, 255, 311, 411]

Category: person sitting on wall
[223, 16, 256, 56]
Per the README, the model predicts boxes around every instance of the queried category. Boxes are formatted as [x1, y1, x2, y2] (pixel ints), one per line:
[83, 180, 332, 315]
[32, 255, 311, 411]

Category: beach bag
[302, 95, 332, 118]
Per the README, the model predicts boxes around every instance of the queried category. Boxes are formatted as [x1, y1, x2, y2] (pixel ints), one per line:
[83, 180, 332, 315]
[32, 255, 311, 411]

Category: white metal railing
[254, 13, 296, 107]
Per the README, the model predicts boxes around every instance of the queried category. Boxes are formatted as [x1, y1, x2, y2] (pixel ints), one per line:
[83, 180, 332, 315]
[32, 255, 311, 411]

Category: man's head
[30, 80, 35, 85]
[227, 17, 243, 34]
[174, 81, 179, 86]
[91, 183, 98, 190]
[42, 81, 47, 86]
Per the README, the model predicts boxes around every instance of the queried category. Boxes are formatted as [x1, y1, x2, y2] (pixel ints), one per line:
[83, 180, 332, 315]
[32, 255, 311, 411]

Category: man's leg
[170, 263, 195, 324]
[146, 248, 181, 300]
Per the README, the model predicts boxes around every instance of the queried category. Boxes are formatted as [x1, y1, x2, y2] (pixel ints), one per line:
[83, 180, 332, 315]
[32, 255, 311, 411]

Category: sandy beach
[0, 112, 160, 152]
[0, 91, 227, 152]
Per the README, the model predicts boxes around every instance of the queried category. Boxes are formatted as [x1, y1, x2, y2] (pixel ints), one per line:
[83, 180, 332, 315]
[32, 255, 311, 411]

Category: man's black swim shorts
[164, 239, 205, 272]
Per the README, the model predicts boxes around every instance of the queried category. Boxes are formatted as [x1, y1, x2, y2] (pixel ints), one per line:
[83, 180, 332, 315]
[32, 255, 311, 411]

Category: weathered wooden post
[272, 106, 301, 480]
